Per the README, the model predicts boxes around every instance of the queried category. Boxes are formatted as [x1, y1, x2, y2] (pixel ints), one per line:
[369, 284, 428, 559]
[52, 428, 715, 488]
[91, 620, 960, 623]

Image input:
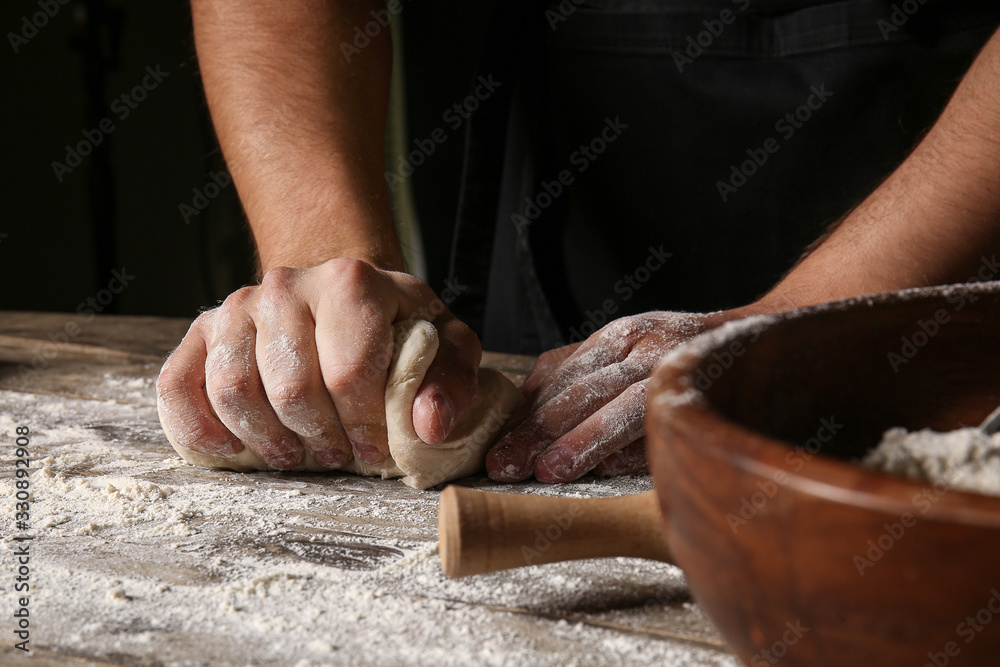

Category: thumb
[411, 319, 481, 445]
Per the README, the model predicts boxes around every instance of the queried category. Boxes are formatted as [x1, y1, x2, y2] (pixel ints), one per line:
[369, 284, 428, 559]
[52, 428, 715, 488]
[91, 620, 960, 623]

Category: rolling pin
[438, 486, 675, 578]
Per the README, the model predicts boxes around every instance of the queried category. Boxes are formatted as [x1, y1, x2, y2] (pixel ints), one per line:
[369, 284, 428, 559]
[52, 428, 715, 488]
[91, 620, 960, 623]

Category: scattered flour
[0, 372, 736, 667]
[863, 427, 1000, 496]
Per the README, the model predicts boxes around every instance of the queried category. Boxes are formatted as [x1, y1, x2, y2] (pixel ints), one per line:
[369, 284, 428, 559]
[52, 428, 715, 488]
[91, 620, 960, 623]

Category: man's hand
[156, 258, 481, 470]
[491, 27, 1000, 484]
[485, 312, 713, 483]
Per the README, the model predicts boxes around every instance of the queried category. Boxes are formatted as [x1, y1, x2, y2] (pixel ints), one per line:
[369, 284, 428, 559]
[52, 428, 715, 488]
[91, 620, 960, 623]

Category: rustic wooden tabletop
[0, 312, 737, 666]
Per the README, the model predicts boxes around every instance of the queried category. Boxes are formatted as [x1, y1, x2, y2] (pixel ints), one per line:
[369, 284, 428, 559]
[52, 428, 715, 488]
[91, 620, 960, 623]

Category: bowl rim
[650, 281, 1000, 527]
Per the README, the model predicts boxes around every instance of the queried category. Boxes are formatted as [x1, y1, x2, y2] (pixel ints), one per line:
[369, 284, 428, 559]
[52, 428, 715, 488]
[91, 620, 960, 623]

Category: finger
[592, 438, 648, 477]
[156, 316, 242, 457]
[204, 295, 308, 469]
[485, 363, 645, 482]
[380, 271, 482, 446]
[308, 260, 395, 464]
[490, 341, 625, 448]
[411, 315, 481, 445]
[533, 379, 649, 483]
[531, 335, 629, 407]
[254, 269, 353, 468]
[521, 343, 581, 396]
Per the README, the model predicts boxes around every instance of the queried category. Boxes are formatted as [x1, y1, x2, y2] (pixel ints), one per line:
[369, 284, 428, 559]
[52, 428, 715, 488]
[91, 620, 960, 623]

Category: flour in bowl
[862, 427, 1000, 496]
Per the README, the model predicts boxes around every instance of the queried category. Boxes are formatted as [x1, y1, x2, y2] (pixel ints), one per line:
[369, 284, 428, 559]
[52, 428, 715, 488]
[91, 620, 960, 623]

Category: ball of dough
[158, 319, 523, 489]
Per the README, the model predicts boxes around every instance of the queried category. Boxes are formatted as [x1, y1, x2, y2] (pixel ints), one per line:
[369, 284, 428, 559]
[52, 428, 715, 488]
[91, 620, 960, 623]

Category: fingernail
[347, 426, 386, 464]
[433, 392, 456, 437]
[537, 447, 575, 482]
[222, 439, 243, 456]
[314, 449, 350, 468]
[271, 450, 303, 470]
[355, 443, 385, 464]
[492, 442, 527, 479]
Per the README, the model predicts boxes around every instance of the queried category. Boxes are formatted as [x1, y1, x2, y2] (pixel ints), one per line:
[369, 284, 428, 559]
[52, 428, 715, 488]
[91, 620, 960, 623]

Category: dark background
[2, 1, 493, 318]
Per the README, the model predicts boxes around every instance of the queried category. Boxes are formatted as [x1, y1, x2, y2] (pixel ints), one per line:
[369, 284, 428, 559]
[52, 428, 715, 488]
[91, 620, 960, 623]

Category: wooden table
[0, 312, 737, 666]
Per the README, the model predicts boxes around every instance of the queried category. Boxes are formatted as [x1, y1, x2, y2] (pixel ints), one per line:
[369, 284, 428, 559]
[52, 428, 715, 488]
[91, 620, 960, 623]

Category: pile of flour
[863, 427, 1000, 496]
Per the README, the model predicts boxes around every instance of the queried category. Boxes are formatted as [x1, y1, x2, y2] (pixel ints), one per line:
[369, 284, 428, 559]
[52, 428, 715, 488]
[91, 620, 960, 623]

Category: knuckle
[314, 258, 384, 310]
[324, 362, 372, 392]
[596, 319, 636, 353]
[324, 335, 394, 391]
[320, 256, 375, 288]
[190, 309, 215, 330]
[155, 368, 182, 402]
[206, 374, 255, 410]
[173, 420, 216, 453]
[602, 317, 630, 337]
[210, 292, 256, 335]
[156, 358, 196, 403]
[269, 379, 313, 412]
[188, 310, 220, 342]
[160, 401, 231, 454]
[258, 266, 298, 299]
[222, 285, 256, 310]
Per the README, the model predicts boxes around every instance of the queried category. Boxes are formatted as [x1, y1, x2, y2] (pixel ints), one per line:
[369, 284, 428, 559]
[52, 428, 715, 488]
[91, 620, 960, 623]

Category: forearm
[753, 29, 1000, 313]
[192, 0, 403, 273]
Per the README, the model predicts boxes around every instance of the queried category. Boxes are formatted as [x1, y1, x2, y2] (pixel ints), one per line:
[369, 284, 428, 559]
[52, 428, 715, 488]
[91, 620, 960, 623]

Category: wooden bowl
[647, 282, 1000, 667]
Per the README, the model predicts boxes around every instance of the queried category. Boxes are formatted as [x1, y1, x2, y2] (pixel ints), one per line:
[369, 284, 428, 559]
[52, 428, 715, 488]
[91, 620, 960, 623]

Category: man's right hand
[156, 258, 482, 470]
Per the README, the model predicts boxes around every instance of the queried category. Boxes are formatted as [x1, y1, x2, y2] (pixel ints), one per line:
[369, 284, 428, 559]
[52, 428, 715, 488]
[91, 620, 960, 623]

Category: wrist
[256, 233, 405, 275]
[248, 183, 405, 274]
[701, 297, 797, 330]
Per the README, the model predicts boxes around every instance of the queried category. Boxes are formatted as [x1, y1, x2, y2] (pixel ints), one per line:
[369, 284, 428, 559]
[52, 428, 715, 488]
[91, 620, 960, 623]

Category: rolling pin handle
[439, 486, 673, 578]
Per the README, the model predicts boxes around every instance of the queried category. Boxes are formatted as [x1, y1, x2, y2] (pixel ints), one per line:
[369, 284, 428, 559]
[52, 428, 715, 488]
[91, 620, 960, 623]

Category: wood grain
[649, 284, 1000, 667]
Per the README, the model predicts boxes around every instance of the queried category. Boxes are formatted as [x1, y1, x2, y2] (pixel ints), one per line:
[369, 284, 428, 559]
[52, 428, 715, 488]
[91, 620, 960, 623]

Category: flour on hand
[159, 320, 523, 489]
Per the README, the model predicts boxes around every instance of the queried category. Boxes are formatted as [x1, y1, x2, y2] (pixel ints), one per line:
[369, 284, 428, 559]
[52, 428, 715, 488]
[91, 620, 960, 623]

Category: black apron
[447, 0, 1000, 354]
